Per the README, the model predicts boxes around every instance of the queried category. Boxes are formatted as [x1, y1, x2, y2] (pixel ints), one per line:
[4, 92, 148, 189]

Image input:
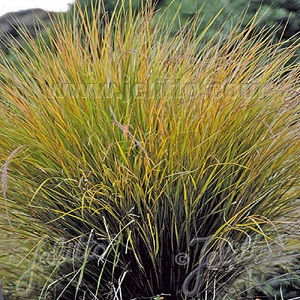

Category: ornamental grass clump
[0, 2, 299, 299]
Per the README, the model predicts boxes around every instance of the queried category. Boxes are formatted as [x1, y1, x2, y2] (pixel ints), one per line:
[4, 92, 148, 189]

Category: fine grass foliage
[0, 1, 300, 299]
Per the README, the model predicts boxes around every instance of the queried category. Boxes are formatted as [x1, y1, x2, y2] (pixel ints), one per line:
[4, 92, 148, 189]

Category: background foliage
[71, 0, 300, 39]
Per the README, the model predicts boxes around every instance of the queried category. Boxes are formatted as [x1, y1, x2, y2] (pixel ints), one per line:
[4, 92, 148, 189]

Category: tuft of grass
[0, 1, 299, 299]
